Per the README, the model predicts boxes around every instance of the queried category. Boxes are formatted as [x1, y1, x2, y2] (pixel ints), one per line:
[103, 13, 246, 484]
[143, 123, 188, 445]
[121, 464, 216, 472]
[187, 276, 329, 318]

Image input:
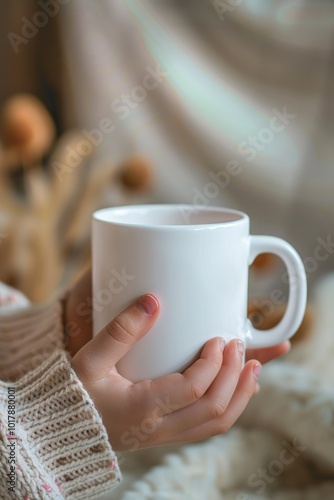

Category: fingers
[160, 339, 245, 434]
[246, 340, 290, 364]
[72, 294, 159, 379]
[170, 360, 260, 444]
[134, 337, 224, 413]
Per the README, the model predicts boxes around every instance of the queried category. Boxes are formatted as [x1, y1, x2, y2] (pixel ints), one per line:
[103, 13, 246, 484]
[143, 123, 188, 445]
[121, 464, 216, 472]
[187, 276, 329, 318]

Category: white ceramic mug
[92, 205, 307, 382]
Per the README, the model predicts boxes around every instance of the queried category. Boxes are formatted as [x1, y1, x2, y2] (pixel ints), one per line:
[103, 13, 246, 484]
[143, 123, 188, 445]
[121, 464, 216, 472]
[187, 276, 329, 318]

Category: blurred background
[0, 0, 333, 313]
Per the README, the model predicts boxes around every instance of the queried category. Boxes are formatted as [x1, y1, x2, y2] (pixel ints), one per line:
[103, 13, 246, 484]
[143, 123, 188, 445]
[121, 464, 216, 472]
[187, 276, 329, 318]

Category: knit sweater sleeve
[0, 296, 121, 499]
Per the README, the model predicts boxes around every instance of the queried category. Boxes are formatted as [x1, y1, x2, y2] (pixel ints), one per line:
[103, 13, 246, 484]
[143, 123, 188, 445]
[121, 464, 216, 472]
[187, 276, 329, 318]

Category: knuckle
[208, 400, 228, 419]
[106, 315, 136, 344]
[212, 419, 232, 437]
[188, 381, 205, 402]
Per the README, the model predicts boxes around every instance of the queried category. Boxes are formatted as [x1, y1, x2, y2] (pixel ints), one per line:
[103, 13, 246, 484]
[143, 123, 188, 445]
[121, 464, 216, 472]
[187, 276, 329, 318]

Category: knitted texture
[0, 285, 121, 499]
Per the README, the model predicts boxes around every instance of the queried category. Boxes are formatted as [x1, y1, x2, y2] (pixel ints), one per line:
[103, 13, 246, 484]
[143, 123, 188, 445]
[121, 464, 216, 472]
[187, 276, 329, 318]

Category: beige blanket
[109, 274, 334, 499]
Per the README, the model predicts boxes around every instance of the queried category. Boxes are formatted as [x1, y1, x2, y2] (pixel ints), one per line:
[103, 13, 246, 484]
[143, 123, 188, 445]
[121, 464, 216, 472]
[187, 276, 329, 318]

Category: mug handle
[247, 236, 307, 348]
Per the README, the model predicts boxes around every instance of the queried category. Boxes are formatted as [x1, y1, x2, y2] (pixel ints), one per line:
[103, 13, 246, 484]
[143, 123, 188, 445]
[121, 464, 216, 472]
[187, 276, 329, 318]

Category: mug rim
[93, 204, 249, 230]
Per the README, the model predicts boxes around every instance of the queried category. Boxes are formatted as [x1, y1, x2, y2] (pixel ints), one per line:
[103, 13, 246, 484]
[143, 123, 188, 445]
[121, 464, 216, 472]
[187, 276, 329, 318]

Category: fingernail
[237, 340, 244, 357]
[219, 338, 225, 351]
[136, 294, 159, 316]
[253, 363, 262, 380]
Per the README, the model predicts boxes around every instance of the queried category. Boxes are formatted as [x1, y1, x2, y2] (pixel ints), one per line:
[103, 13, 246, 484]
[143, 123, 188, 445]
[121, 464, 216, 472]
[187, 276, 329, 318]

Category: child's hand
[72, 294, 261, 451]
[64, 267, 291, 363]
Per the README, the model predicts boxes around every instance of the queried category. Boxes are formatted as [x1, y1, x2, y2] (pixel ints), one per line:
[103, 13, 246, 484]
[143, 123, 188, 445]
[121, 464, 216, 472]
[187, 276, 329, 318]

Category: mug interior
[94, 205, 245, 227]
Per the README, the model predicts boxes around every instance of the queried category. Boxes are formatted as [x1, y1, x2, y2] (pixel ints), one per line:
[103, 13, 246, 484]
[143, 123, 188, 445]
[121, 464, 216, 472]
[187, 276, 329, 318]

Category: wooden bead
[119, 156, 153, 190]
[1, 94, 55, 167]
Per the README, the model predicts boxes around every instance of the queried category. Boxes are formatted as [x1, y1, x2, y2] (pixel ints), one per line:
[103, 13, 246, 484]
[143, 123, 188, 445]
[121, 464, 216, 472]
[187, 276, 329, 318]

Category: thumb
[72, 294, 159, 379]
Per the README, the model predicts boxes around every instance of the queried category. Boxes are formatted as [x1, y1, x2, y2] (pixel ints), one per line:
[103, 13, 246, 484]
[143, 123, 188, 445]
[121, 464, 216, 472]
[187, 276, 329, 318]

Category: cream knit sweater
[0, 283, 121, 499]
